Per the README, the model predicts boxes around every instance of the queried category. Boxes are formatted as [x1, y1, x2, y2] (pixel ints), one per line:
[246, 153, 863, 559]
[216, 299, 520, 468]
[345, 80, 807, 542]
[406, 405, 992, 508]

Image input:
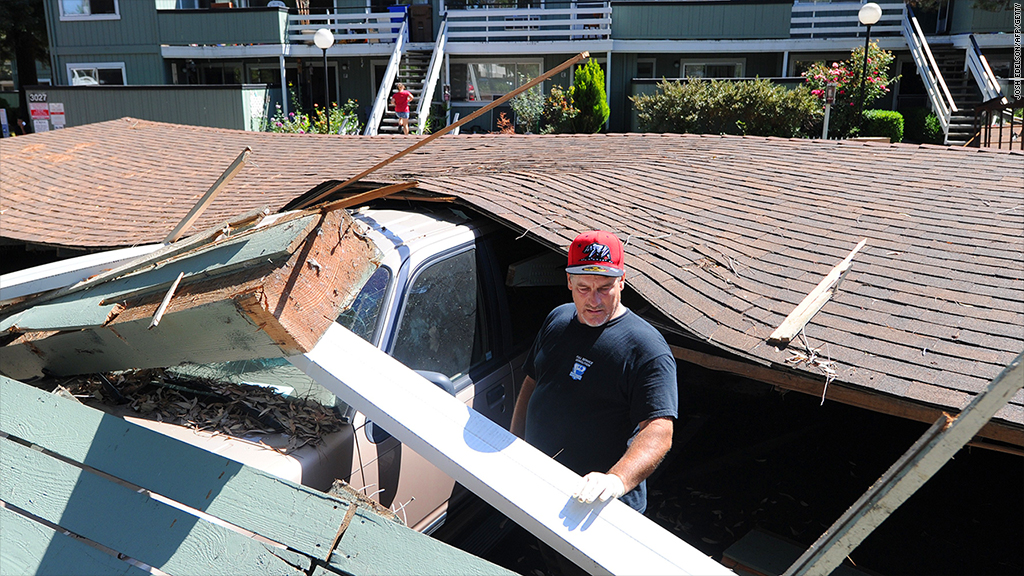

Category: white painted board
[0, 244, 162, 303]
[291, 324, 734, 576]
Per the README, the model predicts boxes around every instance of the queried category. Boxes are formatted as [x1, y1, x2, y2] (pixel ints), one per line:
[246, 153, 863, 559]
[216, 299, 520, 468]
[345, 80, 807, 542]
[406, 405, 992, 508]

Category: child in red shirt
[390, 82, 414, 135]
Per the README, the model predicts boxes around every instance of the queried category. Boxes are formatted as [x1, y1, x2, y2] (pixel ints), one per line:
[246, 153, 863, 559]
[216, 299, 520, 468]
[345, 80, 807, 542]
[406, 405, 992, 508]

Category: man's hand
[573, 472, 625, 504]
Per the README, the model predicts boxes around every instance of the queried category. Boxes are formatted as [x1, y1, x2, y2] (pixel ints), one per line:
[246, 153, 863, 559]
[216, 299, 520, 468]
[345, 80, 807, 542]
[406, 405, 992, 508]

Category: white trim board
[290, 324, 734, 576]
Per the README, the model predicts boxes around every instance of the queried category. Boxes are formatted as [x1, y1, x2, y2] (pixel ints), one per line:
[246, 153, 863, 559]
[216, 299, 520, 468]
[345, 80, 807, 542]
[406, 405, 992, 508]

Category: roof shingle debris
[1, 118, 1021, 443]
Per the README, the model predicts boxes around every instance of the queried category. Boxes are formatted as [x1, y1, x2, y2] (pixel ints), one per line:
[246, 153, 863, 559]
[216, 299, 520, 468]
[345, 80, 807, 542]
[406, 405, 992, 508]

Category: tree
[802, 41, 898, 138]
[0, 0, 49, 130]
[571, 58, 609, 133]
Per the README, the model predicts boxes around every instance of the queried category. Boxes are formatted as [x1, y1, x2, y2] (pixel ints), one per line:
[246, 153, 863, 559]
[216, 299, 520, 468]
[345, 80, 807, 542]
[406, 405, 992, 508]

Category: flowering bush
[802, 41, 898, 137]
[540, 85, 578, 134]
[267, 99, 362, 135]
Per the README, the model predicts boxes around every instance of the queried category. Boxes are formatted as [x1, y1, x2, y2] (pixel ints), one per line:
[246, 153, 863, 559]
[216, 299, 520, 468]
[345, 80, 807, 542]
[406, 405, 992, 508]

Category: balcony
[790, 1, 904, 39]
[445, 2, 611, 45]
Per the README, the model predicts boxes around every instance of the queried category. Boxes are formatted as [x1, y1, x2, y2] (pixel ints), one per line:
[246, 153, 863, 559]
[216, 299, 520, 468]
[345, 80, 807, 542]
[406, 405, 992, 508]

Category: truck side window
[392, 248, 489, 380]
[336, 265, 391, 344]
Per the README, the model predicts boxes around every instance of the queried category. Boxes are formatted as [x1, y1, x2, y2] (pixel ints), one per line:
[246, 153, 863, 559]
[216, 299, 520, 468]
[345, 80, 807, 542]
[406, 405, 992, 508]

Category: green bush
[631, 78, 822, 137]
[901, 107, 944, 144]
[861, 109, 904, 142]
[540, 85, 578, 134]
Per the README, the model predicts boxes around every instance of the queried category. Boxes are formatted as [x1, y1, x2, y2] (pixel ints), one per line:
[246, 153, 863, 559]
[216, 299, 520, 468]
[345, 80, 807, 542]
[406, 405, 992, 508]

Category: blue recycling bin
[388, 5, 407, 35]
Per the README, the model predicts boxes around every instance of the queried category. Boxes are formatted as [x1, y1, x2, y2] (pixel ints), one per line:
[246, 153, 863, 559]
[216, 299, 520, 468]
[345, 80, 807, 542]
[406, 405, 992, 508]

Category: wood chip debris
[54, 368, 345, 454]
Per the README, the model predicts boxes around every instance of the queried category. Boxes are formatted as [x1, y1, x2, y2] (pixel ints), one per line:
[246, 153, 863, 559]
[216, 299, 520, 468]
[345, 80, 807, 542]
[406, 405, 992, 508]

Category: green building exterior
[29, 0, 1018, 134]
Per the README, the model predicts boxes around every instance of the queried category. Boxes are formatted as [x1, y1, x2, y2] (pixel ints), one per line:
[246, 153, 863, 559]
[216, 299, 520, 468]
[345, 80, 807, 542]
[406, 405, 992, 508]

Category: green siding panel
[157, 9, 288, 46]
[24, 85, 270, 129]
[612, 3, 792, 40]
[949, 2, 1015, 34]
[47, 0, 159, 48]
[56, 53, 165, 85]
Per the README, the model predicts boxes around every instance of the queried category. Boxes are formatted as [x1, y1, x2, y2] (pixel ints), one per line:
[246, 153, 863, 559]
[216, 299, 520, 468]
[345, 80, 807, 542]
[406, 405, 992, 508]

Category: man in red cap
[512, 230, 677, 517]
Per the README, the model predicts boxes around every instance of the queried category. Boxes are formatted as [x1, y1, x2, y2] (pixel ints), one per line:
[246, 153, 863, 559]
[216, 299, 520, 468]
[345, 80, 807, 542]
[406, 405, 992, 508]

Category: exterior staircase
[379, 49, 431, 134]
[930, 45, 984, 146]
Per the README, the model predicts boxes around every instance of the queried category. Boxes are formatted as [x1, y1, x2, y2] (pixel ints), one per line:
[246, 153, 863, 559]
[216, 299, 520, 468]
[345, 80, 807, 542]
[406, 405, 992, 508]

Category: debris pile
[53, 368, 345, 453]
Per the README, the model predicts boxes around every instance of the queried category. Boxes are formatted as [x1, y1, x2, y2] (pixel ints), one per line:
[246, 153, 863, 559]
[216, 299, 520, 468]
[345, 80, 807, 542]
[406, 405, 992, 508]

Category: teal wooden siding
[25, 86, 271, 131]
[611, 3, 792, 40]
[46, 0, 159, 48]
[949, 2, 1015, 34]
[157, 9, 289, 46]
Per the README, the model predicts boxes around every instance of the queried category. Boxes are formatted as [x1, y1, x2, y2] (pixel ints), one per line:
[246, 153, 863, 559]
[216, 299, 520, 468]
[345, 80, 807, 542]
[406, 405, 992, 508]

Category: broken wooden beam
[783, 351, 1024, 576]
[291, 324, 734, 576]
[768, 239, 867, 348]
[0, 207, 379, 380]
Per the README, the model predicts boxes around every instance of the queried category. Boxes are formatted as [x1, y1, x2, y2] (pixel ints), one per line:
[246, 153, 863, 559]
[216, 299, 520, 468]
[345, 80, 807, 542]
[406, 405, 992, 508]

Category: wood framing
[0, 207, 379, 380]
[669, 345, 1024, 448]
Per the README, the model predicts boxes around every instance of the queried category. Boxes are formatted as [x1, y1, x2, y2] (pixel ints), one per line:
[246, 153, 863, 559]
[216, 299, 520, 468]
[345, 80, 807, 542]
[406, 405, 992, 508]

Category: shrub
[510, 86, 543, 133]
[862, 109, 904, 142]
[901, 107, 944, 144]
[267, 91, 361, 135]
[572, 58, 609, 133]
[802, 42, 898, 138]
[540, 85, 578, 134]
[630, 78, 822, 137]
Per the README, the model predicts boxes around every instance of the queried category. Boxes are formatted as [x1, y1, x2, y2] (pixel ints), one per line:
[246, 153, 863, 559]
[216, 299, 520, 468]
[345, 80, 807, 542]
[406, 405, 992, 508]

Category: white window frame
[679, 58, 746, 79]
[448, 58, 544, 105]
[66, 62, 126, 86]
[59, 0, 121, 21]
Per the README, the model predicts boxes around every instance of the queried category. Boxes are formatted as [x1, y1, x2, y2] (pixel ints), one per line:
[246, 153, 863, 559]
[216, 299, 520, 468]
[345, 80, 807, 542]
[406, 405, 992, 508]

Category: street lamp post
[313, 28, 335, 134]
[857, 2, 882, 129]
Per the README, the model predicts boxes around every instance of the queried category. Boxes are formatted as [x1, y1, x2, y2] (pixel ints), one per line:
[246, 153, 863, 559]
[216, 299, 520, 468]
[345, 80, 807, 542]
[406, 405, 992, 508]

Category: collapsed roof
[2, 118, 1022, 446]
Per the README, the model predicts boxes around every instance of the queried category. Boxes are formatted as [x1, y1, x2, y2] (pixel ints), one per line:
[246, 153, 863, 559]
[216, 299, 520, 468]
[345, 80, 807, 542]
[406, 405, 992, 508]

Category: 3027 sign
[28, 93, 48, 103]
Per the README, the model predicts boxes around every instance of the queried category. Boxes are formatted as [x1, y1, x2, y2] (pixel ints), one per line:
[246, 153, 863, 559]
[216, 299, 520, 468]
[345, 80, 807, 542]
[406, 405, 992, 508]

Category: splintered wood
[0, 206, 379, 380]
[768, 239, 867, 348]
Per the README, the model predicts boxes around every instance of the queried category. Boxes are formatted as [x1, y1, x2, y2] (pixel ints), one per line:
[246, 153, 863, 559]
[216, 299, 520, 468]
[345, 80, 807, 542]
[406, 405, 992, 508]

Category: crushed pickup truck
[0, 198, 567, 533]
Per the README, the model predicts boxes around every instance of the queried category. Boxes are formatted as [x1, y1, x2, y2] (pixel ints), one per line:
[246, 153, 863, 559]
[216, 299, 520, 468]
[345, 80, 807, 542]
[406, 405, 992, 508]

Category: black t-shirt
[523, 303, 678, 512]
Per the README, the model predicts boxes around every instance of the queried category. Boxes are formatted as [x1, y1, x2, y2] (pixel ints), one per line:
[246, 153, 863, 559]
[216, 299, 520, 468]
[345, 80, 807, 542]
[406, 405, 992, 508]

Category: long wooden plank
[164, 147, 252, 244]
[0, 376, 349, 562]
[291, 324, 734, 576]
[0, 437, 305, 576]
[293, 51, 591, 209]
[0, 506, 151, 576]
[783, 351, 1024, 576]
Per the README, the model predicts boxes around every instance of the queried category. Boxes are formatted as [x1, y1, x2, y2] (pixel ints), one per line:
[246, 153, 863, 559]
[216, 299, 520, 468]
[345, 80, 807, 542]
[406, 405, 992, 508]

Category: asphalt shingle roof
[2, 118, 1022, 439]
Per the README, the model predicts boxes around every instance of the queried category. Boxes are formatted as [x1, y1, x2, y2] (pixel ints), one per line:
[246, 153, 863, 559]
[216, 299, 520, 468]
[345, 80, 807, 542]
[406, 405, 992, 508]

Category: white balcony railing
[790, 1, 903, 39]
[287, 11, 403, 44]
[446, 3, 611, 43]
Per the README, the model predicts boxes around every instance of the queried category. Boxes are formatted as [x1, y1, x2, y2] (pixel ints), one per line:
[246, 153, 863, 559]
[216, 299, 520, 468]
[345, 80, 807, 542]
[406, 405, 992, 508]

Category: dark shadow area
[462, 360, 1024, 576]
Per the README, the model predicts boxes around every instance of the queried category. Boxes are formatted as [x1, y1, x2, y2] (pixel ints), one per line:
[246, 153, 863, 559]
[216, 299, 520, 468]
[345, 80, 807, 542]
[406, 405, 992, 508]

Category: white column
[279, 53, 289, 118]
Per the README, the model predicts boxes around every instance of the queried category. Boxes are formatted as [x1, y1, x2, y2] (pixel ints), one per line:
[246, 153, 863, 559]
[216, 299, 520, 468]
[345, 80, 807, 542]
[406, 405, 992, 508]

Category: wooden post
[783, 352, 1024, 576]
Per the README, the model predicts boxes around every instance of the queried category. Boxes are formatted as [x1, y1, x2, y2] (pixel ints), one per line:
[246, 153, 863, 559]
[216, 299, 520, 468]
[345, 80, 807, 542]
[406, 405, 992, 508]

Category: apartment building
[42, 0, 1017, 139]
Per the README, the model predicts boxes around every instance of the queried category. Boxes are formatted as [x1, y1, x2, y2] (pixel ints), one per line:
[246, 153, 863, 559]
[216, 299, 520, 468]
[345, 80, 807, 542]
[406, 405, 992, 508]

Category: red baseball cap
[566, 230, 625, 277]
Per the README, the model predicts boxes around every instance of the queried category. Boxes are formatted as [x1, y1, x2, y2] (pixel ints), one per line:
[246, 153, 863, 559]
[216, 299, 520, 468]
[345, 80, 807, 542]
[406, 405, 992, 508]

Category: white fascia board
[291, 325, 734, 576]
[610, 37, 908, 54]
[161, 44, 398, 60]
[444, 40, 613, 56]
[0, 244, 162, 303]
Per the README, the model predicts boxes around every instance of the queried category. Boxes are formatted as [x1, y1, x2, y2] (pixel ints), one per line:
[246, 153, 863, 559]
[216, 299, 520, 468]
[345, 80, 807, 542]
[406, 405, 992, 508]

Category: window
[60, 0, 119, 20]
[681, 61, 744, 79]
[67, 63, 126, 86]
[391, 249, 490, 380]
[450, 61, 541, 103]
[336, 266, 392, 345]
[637, 59, 656, 79]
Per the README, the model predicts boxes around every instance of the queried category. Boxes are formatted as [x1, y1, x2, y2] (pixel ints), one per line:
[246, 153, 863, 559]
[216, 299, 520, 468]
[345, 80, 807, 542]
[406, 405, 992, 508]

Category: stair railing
[901, 5, 957, 139]
[966, 34, 1003, 102]
[415, 16, 448, 135]
[972, 96, 1022, 150]
[364, 16, 408, 136]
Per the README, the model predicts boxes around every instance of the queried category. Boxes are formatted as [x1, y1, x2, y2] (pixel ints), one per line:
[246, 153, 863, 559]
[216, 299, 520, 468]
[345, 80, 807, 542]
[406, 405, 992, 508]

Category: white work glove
[573, 472, 625, 504]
